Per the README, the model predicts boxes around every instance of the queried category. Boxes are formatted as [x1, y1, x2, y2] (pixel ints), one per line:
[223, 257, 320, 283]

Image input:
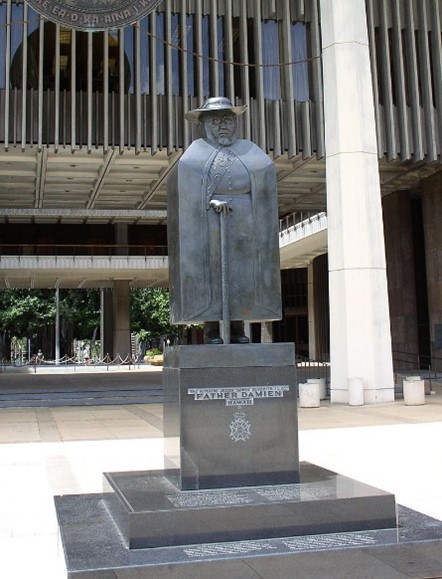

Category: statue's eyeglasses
[209, 116, 236, 126]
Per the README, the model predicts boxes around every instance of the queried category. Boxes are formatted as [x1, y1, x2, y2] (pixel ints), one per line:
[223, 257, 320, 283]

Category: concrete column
[320, 0, 394, 404]
[100, 288, 114, 359]
[421, 171, 442, 370]
[382, 192, 419, 357]
[113, 280, 131, 360]
[115, 223, 128, 255]
[307, 263, 316, 359]
[55, 288, 60, 365]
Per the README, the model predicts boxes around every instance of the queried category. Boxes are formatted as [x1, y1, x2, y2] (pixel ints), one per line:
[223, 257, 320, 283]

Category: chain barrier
[6, 352, 151, 369]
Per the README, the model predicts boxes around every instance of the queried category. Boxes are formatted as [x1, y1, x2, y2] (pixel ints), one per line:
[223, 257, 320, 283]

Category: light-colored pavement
[0, 389, 441, 578]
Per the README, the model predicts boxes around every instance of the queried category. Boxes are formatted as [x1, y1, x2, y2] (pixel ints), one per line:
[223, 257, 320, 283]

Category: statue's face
[202, 112, 238, 145]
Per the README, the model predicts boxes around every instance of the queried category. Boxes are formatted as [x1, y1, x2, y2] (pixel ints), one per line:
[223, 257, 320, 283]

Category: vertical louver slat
[180, 1, 190, 148]
[295, 0, 305, 21]
[301, 101, 312, 159]
[103, 31, 109, 152]
[209, 0, 219, 96]
[134, 22, 142, 153]
[87, 31, 93, 153]
[195, 0, 204, 104]
[150, 11, 158, 153]
[282, 0, 296, 158]
[224, 0, 235, 103]
[391, 0, 411, 161]
[366, 0, 384, 158]
[21, 2, 28, 149]
[310, 0, 324, 159]
[70, 29, 76, 151]
[404, 0, 424, 160]
[119, 28, 125, 152]
[430, 0, 442, 153]
[379, 1, 396, 160]
[418, 0, 437, 160]
[54, 24, 60, 152]
[165, 0, 174, 153]
[253, 1, 265, 149]
[4, 0, 11, 150]
[272, 99, 282, 158]
[239, 0, 251, 138]
[37, 15, 44, 150]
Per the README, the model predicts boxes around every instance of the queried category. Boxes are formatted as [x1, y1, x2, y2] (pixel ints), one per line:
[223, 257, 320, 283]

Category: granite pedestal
[55, 479, 442, 578]
[55, 343, 408, 577]
[163, 343, 300, 489]
[102, 463, 397, 550]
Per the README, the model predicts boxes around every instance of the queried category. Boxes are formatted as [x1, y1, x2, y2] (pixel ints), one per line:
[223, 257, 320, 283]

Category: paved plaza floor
[0, 377, 441, 578]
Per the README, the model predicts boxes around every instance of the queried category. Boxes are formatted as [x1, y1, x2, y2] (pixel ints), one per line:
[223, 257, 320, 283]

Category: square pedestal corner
[102, 463, 398, 550]
[163, 344, 299, 490]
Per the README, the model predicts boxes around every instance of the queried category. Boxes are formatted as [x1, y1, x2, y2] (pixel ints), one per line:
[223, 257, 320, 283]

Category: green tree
[131, 288, 176, 342]
[0, 289, 56, 336]
[59, 289, 100, 339]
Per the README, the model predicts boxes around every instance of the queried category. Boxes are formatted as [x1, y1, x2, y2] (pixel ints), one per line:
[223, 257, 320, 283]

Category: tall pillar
[312, 254, 330, 361]
[113, 280, 131, 360]
[115, 223, 128, 255]
[55, 288, 60, 365]
[307, 263, 316, 359]
[100, 288, 114, 359]
[320, 0, 394, 404]
[421, 171, 442, 371]
[382, 192, 419, 357]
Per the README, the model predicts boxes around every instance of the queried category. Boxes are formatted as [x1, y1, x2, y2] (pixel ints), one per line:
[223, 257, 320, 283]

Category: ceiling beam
[86, 149, 119, 209]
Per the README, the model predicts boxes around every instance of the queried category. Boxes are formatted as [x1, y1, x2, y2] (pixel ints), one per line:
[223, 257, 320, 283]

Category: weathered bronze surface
[26, 0, 163, 31]
[167, 97, 282, 343]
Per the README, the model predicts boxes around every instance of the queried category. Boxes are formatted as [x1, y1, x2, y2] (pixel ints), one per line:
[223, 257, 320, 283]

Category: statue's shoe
[231, 335, 250, 344]
[205, 336, 224, 344]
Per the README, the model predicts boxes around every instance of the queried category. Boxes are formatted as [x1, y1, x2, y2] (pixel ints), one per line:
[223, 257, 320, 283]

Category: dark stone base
[163, 343, 300, 490]
[102, 463, 397, 549]
[55, 498, 442, 579]
[53, 463, 442, 579]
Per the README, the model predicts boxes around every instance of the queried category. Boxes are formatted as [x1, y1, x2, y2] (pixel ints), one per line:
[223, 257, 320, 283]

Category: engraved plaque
[26, 0, 163, 31]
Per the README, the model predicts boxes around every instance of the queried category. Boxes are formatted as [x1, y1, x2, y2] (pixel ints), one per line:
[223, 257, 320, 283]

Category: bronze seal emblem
[26, 0, 163, 31]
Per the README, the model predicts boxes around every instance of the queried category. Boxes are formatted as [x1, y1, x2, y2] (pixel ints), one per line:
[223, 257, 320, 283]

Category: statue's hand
[209, 199, 232, 215]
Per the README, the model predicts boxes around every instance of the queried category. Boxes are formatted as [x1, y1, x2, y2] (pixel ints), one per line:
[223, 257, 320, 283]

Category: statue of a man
[167, 97, 281, 344]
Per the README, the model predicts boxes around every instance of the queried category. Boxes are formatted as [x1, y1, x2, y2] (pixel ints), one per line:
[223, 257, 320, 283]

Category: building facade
[0, 0, 441, 402]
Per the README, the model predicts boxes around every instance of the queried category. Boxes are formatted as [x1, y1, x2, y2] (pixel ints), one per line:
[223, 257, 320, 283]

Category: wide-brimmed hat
[185, 97, 247, 123]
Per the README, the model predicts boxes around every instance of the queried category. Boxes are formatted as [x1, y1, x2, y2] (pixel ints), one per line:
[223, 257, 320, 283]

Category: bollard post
[299, 381, 320, 408]
[403, 376, 425, 406]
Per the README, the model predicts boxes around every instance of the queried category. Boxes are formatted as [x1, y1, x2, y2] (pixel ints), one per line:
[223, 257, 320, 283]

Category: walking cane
[209, 200, 232, 344]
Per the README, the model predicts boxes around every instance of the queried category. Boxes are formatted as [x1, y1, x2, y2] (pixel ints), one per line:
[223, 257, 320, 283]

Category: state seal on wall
[26, 0, 163, 31]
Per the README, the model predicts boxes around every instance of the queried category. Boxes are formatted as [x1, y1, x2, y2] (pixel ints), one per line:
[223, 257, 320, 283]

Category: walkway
[0, 389, 441, 578]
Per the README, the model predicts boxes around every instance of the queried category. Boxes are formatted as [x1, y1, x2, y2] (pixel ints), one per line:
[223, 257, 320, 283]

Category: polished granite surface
[101, 463, 397, 549]
[163, 344, 300, 490]
[55, 493, 442, 578]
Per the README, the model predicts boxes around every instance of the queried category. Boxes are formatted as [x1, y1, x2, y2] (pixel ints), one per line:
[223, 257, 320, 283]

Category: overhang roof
[0, 146, 440, 288]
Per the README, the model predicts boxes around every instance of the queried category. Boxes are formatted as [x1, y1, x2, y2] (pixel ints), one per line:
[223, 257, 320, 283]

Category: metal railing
[391, 350, 442, 391]
[0, 243, 168, 257]
[279, 212, 327, 248]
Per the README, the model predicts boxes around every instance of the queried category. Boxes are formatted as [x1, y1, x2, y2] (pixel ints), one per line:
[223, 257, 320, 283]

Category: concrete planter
[403, 377, 425, 406]
[299, 381, 320, 408]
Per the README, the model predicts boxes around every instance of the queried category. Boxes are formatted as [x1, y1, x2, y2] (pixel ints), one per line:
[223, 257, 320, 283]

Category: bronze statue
[167, 97, 281, 344]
